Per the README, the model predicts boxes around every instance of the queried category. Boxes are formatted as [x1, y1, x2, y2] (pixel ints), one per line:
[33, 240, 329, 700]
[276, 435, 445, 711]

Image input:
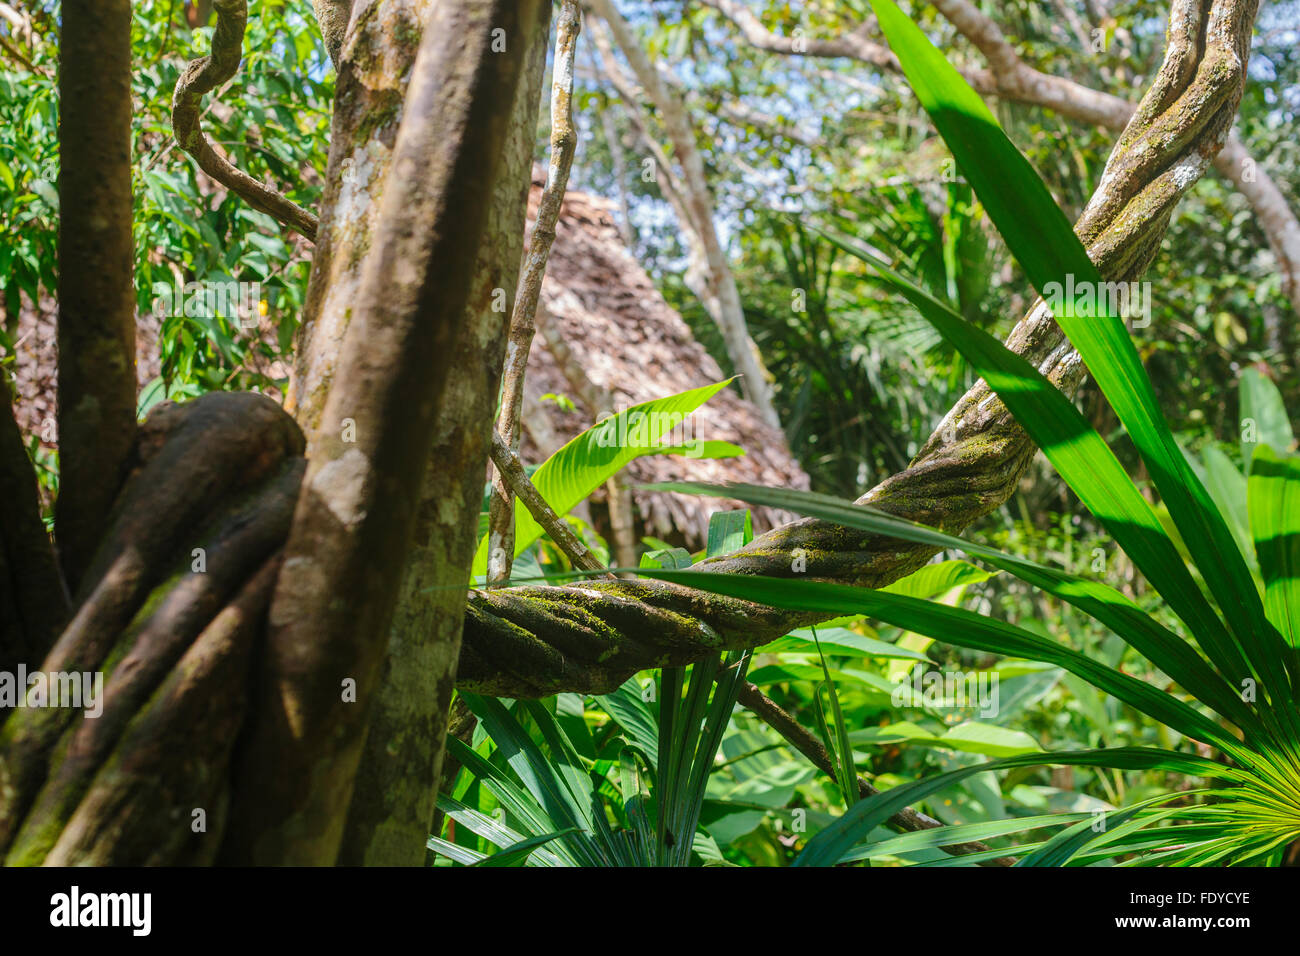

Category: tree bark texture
[220, 0, 546, 866]
[337, 2, 555, 866]
[54, 0, 137, 592]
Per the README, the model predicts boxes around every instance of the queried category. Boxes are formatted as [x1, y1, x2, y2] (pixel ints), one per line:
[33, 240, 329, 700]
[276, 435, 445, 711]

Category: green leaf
[596, 679, 659, 765]
[1195, 444, 1253, 568]
[1015, 795, 1181, 867]
[882, 560, 994, 599]
[1240, 368, 1295, 469]
[706, 509, 753, 558]
[472, 379, 739, 575]
[443, 739, 583, 867]
[30, 177, 57, 210]
[1249, 447, 1300, 648]
[640, 547, 693, 570]
[136, 376, 170, 420]
[812, 626, 858, 807]
[848, 721, 1040, 758]
[762, 625, 929, 660]
[426, 835, 486, 866]
[431, 793, 565, 867]
[635, 568, 1253, 762]
[647, 482, 1260, 736]
[793, 747, 1241, 867]
[810, 229, 1253, 694]
[458, 695, 610, 867]
[840, 811, 1089, 863]
[471, 828, 580, 867]
[937, 722, 1042, 758]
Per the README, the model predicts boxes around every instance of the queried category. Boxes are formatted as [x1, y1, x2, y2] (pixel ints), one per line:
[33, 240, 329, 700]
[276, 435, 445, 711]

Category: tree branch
[697, 0, 1300, 328]
[490, 430, 611, 577]
[487, 0, 582, 586]
[172, 0, 320, 241]
[587, 27, 697, 233]
[312, 0, 353, 69]
[585, 0, 782, 427]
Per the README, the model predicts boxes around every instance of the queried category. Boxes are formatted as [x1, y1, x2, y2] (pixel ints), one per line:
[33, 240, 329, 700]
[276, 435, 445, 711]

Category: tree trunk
[219, 0, 545, 865]
[337, 3, 555, 866]
[585, 0, 782, 428]
[54, 0, 137, 592]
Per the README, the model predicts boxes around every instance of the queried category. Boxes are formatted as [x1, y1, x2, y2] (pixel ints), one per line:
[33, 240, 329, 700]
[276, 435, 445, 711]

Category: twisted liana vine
[456, 0, 1261, 699]
[172, 0, 320, 240]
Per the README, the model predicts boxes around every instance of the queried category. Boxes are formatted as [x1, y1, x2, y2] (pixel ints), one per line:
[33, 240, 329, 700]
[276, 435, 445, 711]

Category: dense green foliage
[0, 1, 329, 404]
[3, 1, 1298, 866]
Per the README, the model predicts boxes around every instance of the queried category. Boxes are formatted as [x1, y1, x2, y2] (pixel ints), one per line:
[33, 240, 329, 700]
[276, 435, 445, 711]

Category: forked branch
[489, 430, 611, 577]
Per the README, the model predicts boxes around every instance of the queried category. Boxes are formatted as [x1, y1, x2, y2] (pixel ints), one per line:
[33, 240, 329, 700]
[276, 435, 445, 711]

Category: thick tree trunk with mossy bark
[0, 393, 304, 863]
[0, 0, 1262, 866]
[337, 3, 555, 867]
[287, 0, 434, 438]
[217, 0, 548, 866]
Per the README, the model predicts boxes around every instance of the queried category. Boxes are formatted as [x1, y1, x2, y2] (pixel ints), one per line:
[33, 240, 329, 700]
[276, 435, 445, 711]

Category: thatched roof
[521, 176, 809, 547]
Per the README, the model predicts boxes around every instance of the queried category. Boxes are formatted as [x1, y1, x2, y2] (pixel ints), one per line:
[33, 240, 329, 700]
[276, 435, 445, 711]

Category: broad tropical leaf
[472, 379, 743, 576]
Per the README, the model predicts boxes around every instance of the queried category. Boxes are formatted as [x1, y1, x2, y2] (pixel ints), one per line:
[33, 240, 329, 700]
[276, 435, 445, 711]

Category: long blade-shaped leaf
[1241, 368, 1296, 470]
[840, 812, 1090, 863]
[472, 828, 580, 867]
[460, 695, 608, 866]
[868, 0, 1290, 707]
[812, 627, 858, 807]
[793, 747, 1241, 867]
[1249, 447, 1300, 650]
[1015, 796, 1181, 867]
[635, 569, 1255, 764]
[444, 738, 584, 867]
[651, 481, 1260, 735]
[808, 229, 1254, 695]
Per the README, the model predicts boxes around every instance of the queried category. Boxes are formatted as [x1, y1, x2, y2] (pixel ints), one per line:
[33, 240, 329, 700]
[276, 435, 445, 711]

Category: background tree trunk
[586, 0, 782, 428]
